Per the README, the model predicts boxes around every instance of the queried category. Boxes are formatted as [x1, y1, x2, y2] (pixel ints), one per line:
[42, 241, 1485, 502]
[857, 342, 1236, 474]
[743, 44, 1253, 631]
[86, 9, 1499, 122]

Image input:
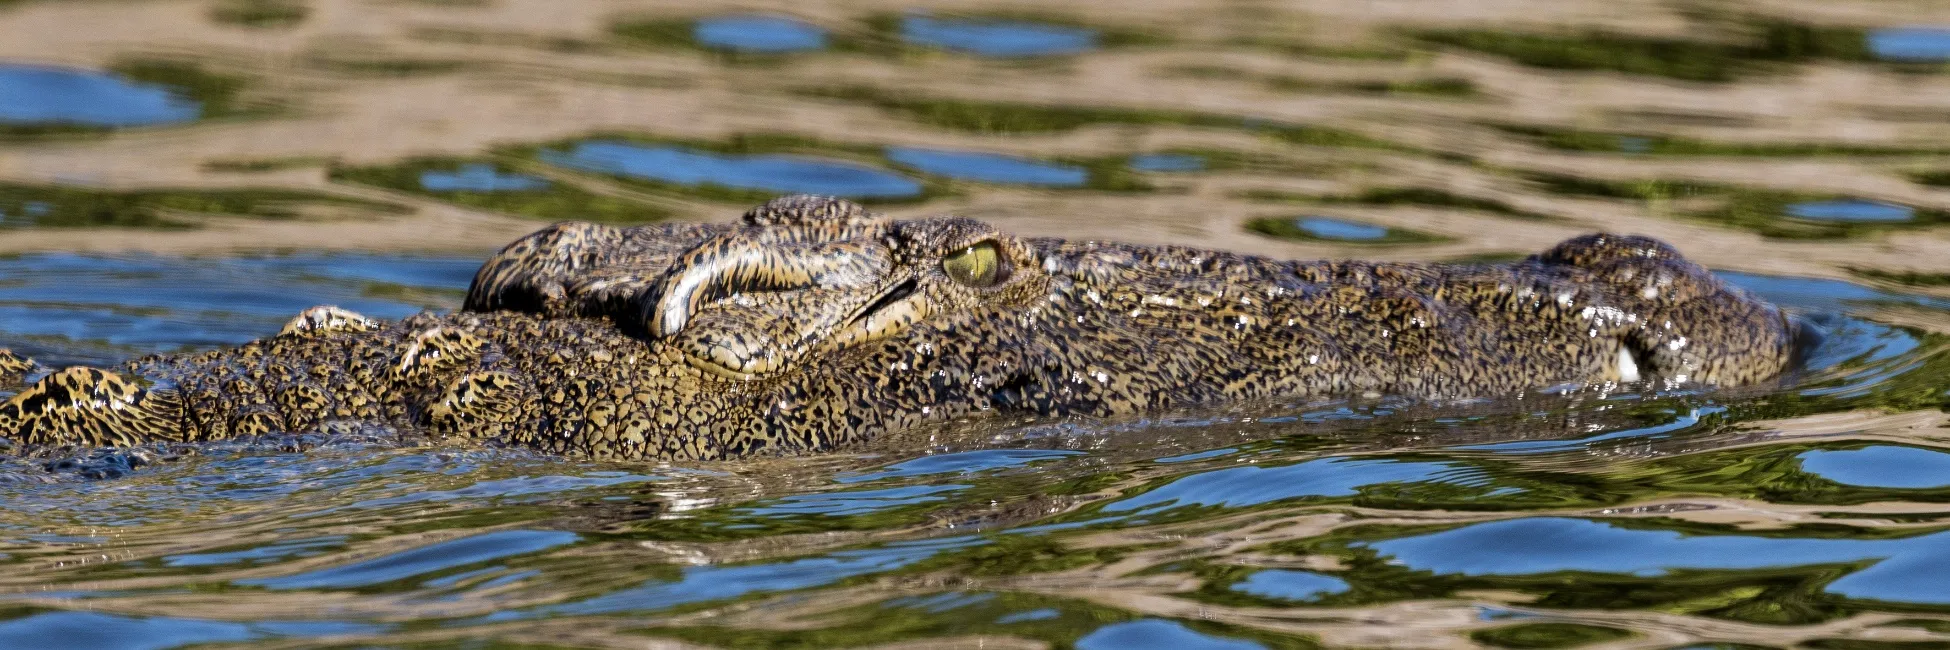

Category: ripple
[532, 536, 983, 617]
[1129, 153, 1206, 173]
[1785, 199, 1914, 223]
[163, 535, 346, 568]
[418, 163, 550, 192]
[838, 449, 1084, 483]
[541, 141, 923, 198]
[1870, 27, 1950, 62]
[1105, 456, 1485, 513]
[1293, 216, 1389, 241]
[1229, 569, 1351, 602]
[0, 253, 476, 366]
[0, 64, 199, 128]
[885, 147, 1087, 186]
[1798, 445, 1950, 489]
[1076, 619, 1265, 650]
[693, 15, 827, 53]
[742, 484, 969, 517]
[900, 15, 1097, 57]
[0, 610, 384, 649]
[238, 530, 577, 590]
[1361, 517, 1950, 605]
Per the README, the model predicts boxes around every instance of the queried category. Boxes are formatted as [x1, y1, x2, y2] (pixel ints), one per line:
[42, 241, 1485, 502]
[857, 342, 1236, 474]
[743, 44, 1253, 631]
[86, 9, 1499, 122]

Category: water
[691, 15, 828, 53]
[1229, 570, 1351, 601]
[900, 15, 1098, 57]
[1129, 153, 1207, 172]
[885, 147, 1088, 186]
[417, 163, 550, 192]
[1797, 445, 1950, 488]
[0, 254, 1943, 646]
[1293, 216, 1390, 241]
[0, 252, 477, 366]
[0, 64, 200, 128]
[1868, 27, 1950, 62]
[540, 141, 924, 199]
[6, 2, 1950, 647]
[1785, 199, 1915, 223]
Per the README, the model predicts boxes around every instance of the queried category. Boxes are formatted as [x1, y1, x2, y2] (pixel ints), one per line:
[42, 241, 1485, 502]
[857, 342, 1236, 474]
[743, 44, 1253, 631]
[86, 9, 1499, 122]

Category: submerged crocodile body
[0, 197, 1801, 460]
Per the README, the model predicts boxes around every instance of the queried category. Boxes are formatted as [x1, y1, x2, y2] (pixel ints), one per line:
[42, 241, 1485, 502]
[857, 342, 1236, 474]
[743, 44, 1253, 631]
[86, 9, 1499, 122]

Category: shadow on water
[0, 254, 1946, 647]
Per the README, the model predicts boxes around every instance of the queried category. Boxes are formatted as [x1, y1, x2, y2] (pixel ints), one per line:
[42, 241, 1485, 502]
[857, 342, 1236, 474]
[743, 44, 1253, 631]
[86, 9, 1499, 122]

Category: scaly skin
[0, 196, 1800, 460]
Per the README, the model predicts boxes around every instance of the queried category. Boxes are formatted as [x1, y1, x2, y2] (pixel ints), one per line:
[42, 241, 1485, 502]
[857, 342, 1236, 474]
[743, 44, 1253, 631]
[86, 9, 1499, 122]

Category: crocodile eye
[942, 241, 1005, 288]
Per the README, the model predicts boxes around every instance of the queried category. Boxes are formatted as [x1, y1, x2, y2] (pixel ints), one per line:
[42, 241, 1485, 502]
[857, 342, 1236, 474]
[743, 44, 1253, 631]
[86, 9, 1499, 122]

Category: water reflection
[885, 147, 1088, 186]
[1105, 457, 1484, 513]
[1785, 199, 1914, 223]
[0, 611, 384, 650]
[1719, 271, 1950, 313]
[0, 253, 476, 366]
[1360, 517, 1950, 605]
[0, 65, 199, 128]
[1128, 153, 1206, 173]
[418, 163, 550, 192]
[541, 141, 923, 198]
[692, 15, 827, 53]
[742, 484, 968, 517]
[163, 535, 345, 568]
[5, 2, 1950, 644]
[900, 15, 1097, 57]
[838, 449, 1084, 483]
[535, 536, 983, 616]
[1292, 216, 1389, 241]
[1869, 27, 1950, 62]
[238, 530, 577, 590]
[1076, 619, 1264, 650]
[1797, 445, 1950, 489]
[1229, 569, 1351, 602]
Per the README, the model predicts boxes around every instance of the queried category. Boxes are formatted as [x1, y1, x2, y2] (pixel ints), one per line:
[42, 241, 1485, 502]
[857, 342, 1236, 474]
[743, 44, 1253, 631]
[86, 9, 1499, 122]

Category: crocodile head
[468, 195, 1059, 381]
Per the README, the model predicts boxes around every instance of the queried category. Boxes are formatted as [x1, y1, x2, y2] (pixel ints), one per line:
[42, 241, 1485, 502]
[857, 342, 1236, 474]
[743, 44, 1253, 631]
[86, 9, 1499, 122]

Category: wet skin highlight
[0, 196, 1801, 460]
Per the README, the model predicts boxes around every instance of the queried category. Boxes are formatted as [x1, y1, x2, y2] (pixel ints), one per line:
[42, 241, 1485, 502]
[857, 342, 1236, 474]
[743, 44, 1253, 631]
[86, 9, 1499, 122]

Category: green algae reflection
[1496, 124, 1950, 157]
[1470, 623, 1636, 649]
[633, 591, 1317, 649]
[0, 182, 408, 229]
[801, 86, 1404, 150]
[1521, 172, 1949, 239]
[1412, 20, 1875, 82]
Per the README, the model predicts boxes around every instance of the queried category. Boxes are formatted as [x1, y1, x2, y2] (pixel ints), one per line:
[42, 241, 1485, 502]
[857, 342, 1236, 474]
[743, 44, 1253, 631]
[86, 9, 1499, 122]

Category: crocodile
[0, 196, 1802, 460]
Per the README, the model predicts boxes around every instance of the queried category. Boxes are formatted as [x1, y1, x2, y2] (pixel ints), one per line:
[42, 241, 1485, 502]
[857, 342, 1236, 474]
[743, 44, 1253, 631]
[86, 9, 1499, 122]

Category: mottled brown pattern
[0, 349, 31, 382]
[0, 197, 1800, 460]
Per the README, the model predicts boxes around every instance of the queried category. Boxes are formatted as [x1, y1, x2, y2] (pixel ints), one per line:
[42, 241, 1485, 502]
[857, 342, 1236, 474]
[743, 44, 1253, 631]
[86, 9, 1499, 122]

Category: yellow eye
[942, 241, 1004, 287]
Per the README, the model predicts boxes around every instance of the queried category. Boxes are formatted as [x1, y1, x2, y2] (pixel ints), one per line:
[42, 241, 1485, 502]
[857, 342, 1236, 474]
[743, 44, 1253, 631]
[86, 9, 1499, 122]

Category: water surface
[1785, 199, 1914, 223]
[541, 141, 924, 198]
[900, 15, 1098, 57]
[885, 147, 1087, 186]
[0, 253, 1945, 648]
[1869, 27, 1950, 62]
[6, 3, 1950, 647]
[692, 15, 827, 53]
[0, 64, 199, 128]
